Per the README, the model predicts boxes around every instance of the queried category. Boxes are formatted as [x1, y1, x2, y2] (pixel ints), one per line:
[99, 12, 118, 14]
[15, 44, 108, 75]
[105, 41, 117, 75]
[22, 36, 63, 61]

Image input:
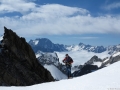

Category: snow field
[1, 61, 120, 90]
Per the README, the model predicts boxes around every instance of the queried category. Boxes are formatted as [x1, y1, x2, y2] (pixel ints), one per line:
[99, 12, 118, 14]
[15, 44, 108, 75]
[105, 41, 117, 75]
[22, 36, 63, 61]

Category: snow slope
[92, 61, 102, 67]
[44, 64, 67, 80]
[1, 61, 120, 90]
[112, 52, 120, 57]
[36, 52, 67, 80]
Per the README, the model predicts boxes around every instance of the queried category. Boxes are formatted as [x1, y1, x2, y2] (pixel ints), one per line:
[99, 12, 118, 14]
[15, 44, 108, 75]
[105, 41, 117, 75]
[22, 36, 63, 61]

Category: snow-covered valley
[56, 50, 110, 66]
[35, 49, 120, 80]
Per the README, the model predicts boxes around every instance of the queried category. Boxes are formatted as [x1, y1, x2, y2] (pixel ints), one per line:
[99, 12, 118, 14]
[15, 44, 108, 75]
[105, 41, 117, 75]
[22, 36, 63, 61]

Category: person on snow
[63, 54, 73, 79]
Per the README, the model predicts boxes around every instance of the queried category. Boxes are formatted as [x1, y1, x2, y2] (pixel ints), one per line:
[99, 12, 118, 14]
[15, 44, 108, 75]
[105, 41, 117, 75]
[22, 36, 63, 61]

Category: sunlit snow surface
[44, 64, 67, 80]
[112, 52, 120, 57]
[92, 62, 102, 67]
[33, 40, 39, 45]
[1, 61, 120, 90]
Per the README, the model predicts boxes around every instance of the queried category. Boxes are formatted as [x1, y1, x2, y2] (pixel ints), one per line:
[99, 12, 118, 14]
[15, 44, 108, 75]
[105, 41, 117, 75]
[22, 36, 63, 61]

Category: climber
[63, 54, 73, 79]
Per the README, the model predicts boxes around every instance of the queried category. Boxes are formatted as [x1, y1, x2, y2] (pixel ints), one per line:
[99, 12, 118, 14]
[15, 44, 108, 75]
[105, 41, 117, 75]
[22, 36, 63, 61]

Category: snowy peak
[66, 43, 107, 53]
[101, 51, 120, 67]
[29, 38, 52, 46]
[82, 51, 120, 68]
[66, 42, 120, 54]
[36, 52, 59, 65]
[107, 44, 120, 54]
[29, 38, 120, 55]
[29, 38, 67, 52]
[78, 43, 106, 53]
[85, 55, 102, 66]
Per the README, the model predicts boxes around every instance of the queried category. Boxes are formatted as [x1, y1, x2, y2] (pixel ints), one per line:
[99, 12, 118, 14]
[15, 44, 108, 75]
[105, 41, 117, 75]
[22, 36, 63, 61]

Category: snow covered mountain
[29, 38, 120, 80]
[85, 51, 120, 68]
[36, 50, 120, 79]
[66, 43, 106, 53]
[1, 61, 120, 90]
[107, 44, 120, 54]
[36, 51, 67, 80]
[66, 43, 120, 54]
[72, 51, 120, 77]
[29, 38, 67, 52]
[29, 38, 120, 55]
[36, 51, 59, 65]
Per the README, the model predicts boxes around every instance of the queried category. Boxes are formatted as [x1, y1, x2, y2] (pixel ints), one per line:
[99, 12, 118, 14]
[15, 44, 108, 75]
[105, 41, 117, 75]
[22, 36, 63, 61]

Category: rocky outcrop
[101, 55, 120, 68]
[85, 55, 102, 65]
[0, 27, 54, 86]
[72, 56, 101, 77]
[72, 64, 98, 77]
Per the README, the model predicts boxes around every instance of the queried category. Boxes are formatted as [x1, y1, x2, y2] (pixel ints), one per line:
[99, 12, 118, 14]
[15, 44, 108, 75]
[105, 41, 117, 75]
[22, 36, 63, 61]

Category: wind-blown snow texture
[1, 61, 120, 90]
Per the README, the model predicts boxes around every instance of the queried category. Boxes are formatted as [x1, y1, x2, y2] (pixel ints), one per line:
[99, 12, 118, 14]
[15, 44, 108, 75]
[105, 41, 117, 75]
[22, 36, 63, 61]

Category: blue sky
[0, 0, 120, 46]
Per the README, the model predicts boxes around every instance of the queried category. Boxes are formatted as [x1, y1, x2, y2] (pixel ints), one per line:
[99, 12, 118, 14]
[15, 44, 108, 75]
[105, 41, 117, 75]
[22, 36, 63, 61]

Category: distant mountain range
[29, 38, 120, 55]
[29, 38, 120, 80]
[29, 38, 67, 53]
[36, 48, 120, 79]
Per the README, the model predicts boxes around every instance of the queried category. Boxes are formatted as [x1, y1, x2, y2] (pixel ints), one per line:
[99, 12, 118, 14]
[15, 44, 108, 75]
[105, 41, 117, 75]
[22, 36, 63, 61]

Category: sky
[0, 0, 120, 46]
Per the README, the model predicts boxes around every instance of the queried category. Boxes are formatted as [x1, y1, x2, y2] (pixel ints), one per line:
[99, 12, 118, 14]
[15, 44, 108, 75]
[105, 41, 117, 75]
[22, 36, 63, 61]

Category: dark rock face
[72, 56, 100, 77]
[72, 65, 98, 77]
[0, 27, 54, 86]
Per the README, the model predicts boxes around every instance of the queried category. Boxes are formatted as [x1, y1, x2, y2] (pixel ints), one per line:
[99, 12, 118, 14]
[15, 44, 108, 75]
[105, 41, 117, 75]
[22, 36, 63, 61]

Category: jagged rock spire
[0, 27, 54, 86]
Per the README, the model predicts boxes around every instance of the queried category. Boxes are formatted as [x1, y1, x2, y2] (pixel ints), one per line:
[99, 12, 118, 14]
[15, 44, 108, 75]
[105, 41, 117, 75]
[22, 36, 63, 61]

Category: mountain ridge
[29, 38, 120, 55]
[29, 38, 67, 53]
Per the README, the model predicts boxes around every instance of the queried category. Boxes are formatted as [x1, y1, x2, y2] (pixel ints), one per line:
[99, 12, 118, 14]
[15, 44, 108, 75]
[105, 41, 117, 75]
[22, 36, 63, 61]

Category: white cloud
[0, 0, 36, 14]
[56, 50, 110, 66]
[21, 4, 89, 20]
[103, 2, 120, 10]
[77, 37, 99, 39]
[0, 1, 120, 39]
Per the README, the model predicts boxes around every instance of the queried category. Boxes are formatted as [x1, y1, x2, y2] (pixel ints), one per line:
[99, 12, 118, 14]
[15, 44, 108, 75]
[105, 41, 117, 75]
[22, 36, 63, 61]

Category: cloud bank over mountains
[0, 0, 120, 38]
